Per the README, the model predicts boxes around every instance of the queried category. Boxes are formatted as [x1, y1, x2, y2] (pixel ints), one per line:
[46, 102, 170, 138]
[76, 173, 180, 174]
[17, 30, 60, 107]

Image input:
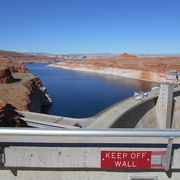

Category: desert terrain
[50, 53, 180, 82]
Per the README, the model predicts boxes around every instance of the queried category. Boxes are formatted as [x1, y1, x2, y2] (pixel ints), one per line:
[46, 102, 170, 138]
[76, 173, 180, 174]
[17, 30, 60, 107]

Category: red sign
[101, 151, 152, 169]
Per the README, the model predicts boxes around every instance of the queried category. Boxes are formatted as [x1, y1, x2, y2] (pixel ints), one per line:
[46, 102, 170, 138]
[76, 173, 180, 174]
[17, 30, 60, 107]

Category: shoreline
[49, 63, 171, 83]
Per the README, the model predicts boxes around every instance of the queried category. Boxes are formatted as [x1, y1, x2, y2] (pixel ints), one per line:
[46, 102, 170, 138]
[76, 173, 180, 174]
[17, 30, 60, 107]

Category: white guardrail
[0, 128, 180, 137]
[0, 128, 180, 172]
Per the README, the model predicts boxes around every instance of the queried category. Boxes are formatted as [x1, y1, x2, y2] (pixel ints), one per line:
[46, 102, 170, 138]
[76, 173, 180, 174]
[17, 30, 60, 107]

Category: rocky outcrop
[0, 73, 52, 126]
[0, 51, 53, 127]
[0, 68, 14, 84]
[118, 53, 138, 60]
[8, 64, 28, 73]
[0, 100, 27, 127]
[25, 77, 52, 112]
[0, 63, 29, 84]
[0, 61, 52, 115]
[0, 72, 52, 113]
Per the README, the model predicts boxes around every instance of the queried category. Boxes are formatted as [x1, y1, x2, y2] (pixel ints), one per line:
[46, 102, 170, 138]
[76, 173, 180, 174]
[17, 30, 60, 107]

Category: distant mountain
[22, 52, 57, 57]
[0, 50, 57, 62]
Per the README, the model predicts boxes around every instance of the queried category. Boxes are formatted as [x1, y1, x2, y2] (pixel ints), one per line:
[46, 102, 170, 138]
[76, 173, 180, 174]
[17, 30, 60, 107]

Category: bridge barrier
[0, 128, 180, 179]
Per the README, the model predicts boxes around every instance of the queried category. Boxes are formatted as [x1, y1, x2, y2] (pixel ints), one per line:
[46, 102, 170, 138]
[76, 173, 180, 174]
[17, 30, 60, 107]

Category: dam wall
[111, 85, 180, 129]
[110, 97, 158, 128]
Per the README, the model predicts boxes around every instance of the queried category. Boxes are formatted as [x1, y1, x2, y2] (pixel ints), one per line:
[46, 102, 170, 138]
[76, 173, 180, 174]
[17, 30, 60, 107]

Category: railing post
[163, 137, 173, 171]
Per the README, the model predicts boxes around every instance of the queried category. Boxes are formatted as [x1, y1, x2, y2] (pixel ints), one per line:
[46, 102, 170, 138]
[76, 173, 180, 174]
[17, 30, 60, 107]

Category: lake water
[25, 63, 158, 118]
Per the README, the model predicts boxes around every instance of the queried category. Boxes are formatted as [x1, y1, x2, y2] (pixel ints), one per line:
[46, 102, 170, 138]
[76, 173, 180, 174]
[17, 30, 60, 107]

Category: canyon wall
[25, 77, 52, 112]
[0, 50, 55, 126]
[50, 63, 171, 83]
[0, 63, 52, 126]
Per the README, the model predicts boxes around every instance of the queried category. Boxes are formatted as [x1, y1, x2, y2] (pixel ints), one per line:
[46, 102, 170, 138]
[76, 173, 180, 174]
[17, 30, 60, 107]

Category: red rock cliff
[0, 51, 53, 127]
[24, 77, 52, 112]
[8, 63, 29, 73]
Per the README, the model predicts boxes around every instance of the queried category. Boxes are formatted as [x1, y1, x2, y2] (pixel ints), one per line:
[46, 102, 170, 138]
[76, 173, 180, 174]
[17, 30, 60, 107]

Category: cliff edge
[0, 52, 53, 126]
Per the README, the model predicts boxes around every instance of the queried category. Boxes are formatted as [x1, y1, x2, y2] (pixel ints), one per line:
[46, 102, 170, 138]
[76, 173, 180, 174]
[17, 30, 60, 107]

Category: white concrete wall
[1, 146, 180, 180]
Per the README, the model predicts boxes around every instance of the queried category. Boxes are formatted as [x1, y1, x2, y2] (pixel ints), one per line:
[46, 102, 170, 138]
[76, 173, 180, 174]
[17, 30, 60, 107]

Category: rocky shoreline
[25, 77, 52, 112]
[49, 63, 171, 83]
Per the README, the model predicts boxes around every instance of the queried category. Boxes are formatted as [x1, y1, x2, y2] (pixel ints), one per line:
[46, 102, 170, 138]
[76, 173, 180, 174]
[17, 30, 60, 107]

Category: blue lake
[25, 63, 158, 118]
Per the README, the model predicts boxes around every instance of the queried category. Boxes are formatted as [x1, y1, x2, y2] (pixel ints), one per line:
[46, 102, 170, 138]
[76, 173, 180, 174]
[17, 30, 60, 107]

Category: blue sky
[0, 0, 180, 54]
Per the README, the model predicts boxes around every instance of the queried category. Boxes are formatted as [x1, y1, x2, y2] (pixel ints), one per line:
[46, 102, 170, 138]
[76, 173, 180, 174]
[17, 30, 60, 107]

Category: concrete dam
[18, 83, 180, 129]
[1, 83, 180, 180]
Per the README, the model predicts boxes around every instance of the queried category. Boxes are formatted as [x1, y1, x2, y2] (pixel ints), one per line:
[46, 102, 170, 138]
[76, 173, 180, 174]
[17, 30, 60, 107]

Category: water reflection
[97, 74, 158, 91]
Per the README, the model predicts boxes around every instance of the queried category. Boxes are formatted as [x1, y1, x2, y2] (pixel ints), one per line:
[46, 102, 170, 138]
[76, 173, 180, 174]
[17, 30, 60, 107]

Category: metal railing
[0, 128, 180, 138]
[0, 128, 179, 171]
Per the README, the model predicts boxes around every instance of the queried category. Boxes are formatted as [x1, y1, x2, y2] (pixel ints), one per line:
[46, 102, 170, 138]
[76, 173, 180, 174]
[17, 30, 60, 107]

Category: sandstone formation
[8, 63, 29, 73]
[0, 50, 53, 126]
[25, 77, 52, 112]
[0, 73, 52, 113]
[118, 53, 138, 60]
[0, 62, 29, 84]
